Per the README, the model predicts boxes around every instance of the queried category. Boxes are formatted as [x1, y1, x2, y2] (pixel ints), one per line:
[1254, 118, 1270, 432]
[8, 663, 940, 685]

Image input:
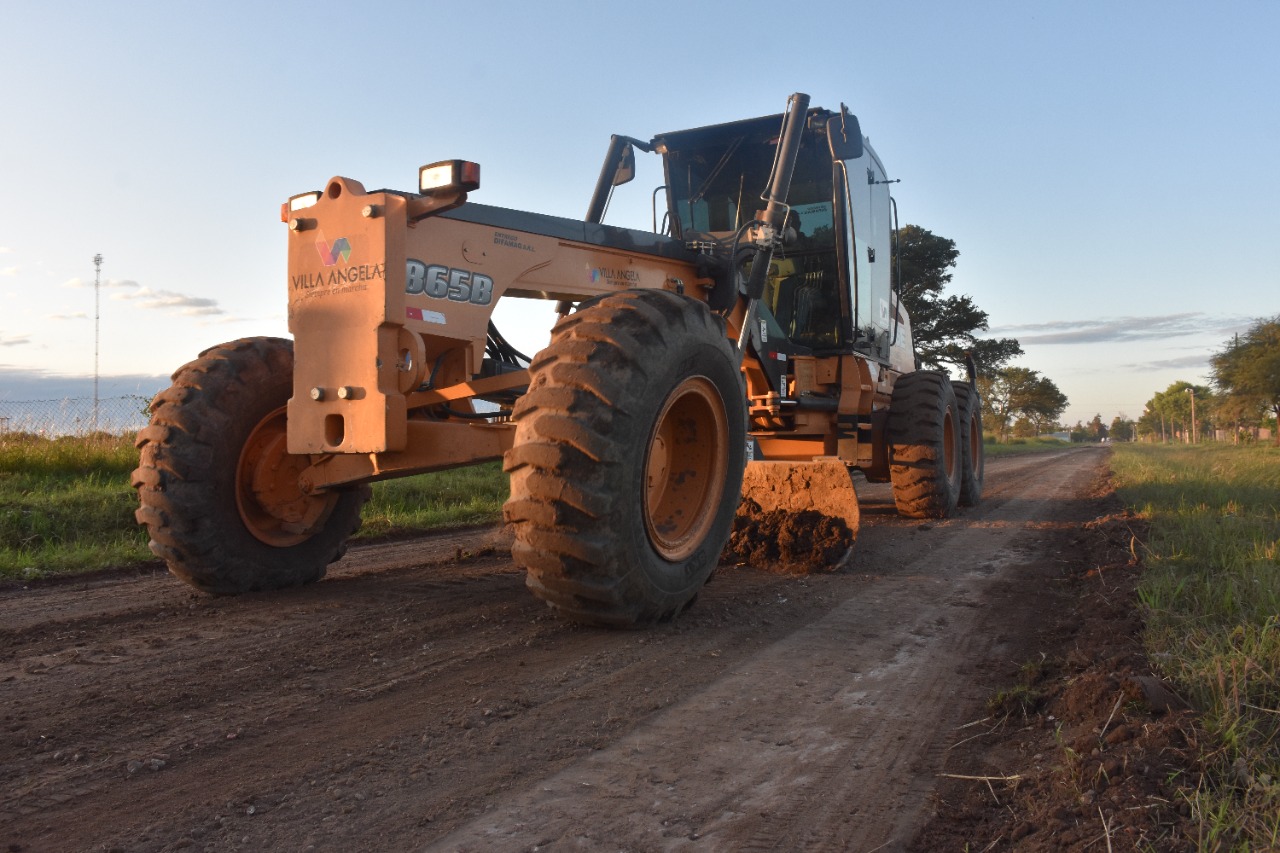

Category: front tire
[503, 290, 747, 626]
[887, 370, 962, 519]
[132, 337, 369, 594]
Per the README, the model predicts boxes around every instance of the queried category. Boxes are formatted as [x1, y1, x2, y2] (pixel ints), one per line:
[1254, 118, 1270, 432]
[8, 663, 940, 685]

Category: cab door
[838, 146, 893, 361]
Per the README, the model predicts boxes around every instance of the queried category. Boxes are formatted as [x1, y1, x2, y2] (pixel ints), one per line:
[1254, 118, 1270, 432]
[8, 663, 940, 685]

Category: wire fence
[0, 396, 153, 437]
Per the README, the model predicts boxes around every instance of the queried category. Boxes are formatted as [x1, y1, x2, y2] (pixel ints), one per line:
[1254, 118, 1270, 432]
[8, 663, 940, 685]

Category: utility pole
[93, 254, 103, 431]
[1186, 387, 1198, 444]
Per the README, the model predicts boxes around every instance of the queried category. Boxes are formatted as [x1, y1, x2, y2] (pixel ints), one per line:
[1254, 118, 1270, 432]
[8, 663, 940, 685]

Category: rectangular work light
[419, 160, 480, 195]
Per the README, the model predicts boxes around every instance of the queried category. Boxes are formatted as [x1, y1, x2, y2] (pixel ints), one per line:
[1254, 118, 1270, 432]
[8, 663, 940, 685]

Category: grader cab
[134, 93, 984, 626]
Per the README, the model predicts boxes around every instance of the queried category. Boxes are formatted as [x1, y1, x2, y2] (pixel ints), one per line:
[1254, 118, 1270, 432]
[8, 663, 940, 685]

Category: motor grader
[133, 93, 984, 626]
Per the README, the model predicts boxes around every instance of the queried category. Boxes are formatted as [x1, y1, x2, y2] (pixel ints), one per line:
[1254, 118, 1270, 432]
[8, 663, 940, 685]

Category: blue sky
[1, 0, 1276, 425]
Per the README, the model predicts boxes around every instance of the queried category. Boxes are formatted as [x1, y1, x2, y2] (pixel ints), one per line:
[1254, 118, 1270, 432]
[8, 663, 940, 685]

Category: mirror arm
[586, 135, 652, 224]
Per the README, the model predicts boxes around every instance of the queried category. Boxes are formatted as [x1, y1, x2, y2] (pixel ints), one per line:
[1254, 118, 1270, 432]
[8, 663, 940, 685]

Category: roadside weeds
[915, 475, 1202, 850]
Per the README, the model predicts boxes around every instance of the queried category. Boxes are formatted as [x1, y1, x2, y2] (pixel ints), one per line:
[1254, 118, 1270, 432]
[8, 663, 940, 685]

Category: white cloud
[47, 312, 90, 321]
[61, 276, 224, 316]
[987, 313, 1248, 346]
[111, 285, 224, 316]
[63, 277, 140, 290]
[0, 247, 13, 254]
[1, 333, 32, 347]
[1121, 353, 1213, 372]
[0, 267, 18, 277]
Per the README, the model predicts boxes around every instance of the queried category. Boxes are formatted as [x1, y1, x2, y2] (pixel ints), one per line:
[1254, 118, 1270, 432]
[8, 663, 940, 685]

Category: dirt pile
[721, 498, 854, 573]
[914, 499, 1205, 851]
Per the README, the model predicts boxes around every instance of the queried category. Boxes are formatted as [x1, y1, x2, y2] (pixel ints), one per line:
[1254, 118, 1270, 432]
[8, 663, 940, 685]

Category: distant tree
[1109, 415, 1136, 442]
[1089, 414, 1108, 441]
[1141, 381, 1211, 443]
[1211, 316, 1280, 445]
[977, 366, 1068, 441]
[1136, 405, 1163, 442]
[895, 225, 1023, 374]
[1210, 393, 1265, 444]
[1010, 416, 1039, 438]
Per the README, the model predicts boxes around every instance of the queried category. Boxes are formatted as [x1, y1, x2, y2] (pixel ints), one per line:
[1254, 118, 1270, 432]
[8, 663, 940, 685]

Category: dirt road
[2, 447, 1111, 852]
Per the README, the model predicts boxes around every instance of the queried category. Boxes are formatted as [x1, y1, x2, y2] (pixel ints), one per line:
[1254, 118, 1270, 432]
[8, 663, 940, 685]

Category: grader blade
[725, 460, 860, 573]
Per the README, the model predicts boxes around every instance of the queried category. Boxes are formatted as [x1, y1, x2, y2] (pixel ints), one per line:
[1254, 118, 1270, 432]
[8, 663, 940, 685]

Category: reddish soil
[914, 482, 1202, 851]
[0, 447, 1201, 851]
[723, 498, 854, 573]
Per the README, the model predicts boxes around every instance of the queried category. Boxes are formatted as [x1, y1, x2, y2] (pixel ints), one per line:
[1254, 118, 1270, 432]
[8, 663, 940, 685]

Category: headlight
[280, 191, 321, 222]
[419, 160, 480, 195]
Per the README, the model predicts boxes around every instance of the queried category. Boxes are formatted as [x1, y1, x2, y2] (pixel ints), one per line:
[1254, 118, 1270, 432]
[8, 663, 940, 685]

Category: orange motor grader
[134, 93, 984, 626]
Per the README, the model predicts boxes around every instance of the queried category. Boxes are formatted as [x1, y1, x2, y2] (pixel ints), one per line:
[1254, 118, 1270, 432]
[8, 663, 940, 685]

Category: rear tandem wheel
[887, 370, 963, 519]
[953, 382, 985, 507]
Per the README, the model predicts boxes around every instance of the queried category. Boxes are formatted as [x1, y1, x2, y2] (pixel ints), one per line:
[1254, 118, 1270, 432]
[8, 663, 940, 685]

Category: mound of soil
[721, 498, 854, 573]
[914, 486, 1205, 850]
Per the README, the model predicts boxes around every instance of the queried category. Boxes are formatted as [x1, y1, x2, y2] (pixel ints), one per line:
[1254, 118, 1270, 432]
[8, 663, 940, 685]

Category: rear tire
[503, 290, 747, 626]
[953, 383, 985, 506]
[887, 370, 962, 519]
[132, 337, 369, 595]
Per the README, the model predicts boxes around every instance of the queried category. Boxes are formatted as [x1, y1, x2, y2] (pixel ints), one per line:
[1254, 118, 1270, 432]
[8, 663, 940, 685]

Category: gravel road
[1, 447, 1109, 852]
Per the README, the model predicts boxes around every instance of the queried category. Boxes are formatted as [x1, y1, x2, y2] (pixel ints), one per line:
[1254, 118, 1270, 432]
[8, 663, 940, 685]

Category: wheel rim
[643, 376, 729, 562]
[236, 406, 337, 547]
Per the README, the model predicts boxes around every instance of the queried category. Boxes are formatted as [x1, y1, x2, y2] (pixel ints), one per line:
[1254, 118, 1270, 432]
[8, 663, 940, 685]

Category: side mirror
[587, 135, 650, 223]
[827, 103, 864, 161]
[613, 142, 636, 186]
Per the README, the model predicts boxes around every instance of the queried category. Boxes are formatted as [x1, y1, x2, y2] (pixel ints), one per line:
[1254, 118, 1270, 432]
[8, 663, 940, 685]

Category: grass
[1111, 443, 1280, 849]
[0, 427, 1109, 580]
[360, 462, 507, 537]
[984, 436, 1075, 456]
[0, 432, 147, 578]
[0, 432, 508, 581]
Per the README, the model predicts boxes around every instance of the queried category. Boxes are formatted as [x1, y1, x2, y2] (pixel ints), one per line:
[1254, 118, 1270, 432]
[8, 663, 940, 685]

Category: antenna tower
[93, 254, 103, 431]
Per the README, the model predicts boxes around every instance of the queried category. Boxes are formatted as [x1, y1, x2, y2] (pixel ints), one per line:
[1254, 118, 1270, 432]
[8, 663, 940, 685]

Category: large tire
[887, 370, 962, 519]
[132, 337, 369, 595]
[503, 290, 747, 627]
[953, 382, 985, 507]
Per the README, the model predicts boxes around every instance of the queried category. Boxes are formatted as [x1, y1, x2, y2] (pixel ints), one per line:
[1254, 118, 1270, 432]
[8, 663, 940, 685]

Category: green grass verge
[359, 462, 507, 538]
[0, 433, 507, 581]
[0, 432, 146, 579]
[1111, 443, 1280, 848]
[984, 436, 1075, 456]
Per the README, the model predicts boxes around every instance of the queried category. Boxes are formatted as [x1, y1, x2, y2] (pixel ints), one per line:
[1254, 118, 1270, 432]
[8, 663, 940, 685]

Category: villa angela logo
[315, 236, 352, 267]
[589, 266, 640, 286]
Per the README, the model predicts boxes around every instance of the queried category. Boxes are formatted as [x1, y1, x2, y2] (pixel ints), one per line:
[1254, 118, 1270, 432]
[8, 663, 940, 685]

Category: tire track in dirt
[426, 448, 1105, 851]
[0, 527, 512, 636]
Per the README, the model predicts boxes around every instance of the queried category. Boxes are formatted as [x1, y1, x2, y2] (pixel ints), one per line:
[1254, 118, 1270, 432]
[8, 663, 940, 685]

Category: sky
[1, 0, 1277, 427]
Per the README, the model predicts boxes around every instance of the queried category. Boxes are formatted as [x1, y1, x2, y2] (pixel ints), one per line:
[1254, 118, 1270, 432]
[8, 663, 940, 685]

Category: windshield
[660, 119, 845, 350]
[663, 127, 835, 243]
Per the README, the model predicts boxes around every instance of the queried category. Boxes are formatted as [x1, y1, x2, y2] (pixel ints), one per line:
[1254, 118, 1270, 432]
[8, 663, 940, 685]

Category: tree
[977, 366, 1068, 441]
[1010, 416, 1039, 438]
[1210, 391, 1266, 444]
[1109, 414, 1136, 442]
[895, 225, 1023, 374]
[1141, 381, 1210, 443]
[1212, 316, 1280, 445]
